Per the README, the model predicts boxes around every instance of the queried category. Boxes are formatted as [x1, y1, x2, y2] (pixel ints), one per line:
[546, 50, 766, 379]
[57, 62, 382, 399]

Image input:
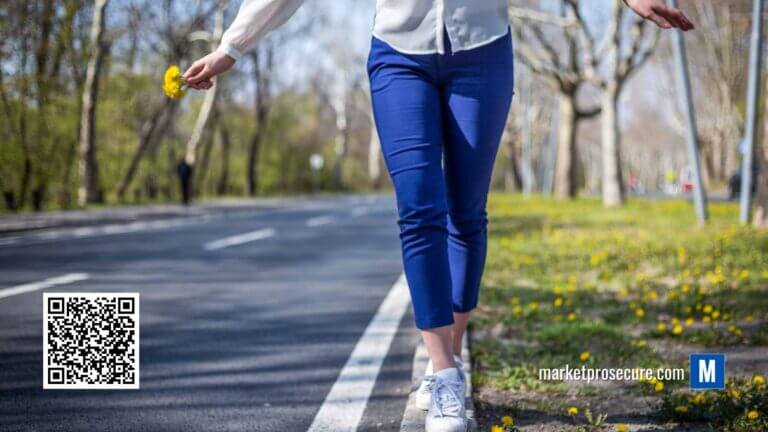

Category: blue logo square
[690, 353, 725, 390]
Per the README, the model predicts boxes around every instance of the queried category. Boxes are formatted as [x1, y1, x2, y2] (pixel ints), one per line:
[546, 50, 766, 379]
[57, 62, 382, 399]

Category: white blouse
[217, 0, 510, 60]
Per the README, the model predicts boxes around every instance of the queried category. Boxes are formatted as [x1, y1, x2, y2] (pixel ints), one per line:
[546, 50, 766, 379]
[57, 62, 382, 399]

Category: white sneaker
[416, 355, 463, 411]
[425, 367, 468, 432]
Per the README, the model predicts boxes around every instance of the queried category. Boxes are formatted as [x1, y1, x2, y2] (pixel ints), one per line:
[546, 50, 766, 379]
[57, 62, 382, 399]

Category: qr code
[43, 292, 140, 389]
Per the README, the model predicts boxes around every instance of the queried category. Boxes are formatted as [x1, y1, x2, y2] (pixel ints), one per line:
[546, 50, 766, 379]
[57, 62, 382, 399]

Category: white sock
[426, 355, 463, 375]
[434, 366, 463, 383]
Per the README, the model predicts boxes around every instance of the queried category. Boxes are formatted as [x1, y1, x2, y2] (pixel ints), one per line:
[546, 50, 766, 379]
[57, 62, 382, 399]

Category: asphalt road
[0, 195, 420, 432]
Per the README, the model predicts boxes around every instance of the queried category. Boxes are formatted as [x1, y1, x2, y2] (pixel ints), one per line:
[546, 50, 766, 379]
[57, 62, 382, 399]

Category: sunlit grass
[474, 194, 768, 431]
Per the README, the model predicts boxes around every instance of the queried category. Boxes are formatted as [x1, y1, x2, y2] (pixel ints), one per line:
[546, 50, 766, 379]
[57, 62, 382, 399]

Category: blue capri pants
[367, 31, 515, 330]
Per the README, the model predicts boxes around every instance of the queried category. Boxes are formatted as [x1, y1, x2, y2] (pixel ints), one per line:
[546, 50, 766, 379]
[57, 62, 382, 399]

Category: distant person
[181, 1, 694, 430]
[176, 160, 193, 206]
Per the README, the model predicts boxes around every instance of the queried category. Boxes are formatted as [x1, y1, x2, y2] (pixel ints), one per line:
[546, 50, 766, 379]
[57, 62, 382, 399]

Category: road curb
[399, 334, 478, 432]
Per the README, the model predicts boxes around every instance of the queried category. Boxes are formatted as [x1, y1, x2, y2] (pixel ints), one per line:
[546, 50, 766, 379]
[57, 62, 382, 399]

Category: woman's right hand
[183, 51, 236, 90]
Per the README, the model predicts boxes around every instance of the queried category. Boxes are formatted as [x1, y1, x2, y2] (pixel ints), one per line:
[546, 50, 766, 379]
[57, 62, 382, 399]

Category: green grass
[473, 194, 768, 431]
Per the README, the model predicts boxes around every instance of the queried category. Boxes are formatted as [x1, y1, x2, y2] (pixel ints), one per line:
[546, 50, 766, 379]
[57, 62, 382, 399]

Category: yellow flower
[616, 424, 629, 432]
[655, 381, 665, 392]
[753, 375, 765, 386]
[567, 406, 579, 415]
[163, 65, 187, 99]
[490, 426, 503, 432]
[702, 316, 711, 323]
[674, 405, 688, 413]
[528, 301, 538, 311]
[501, 415, 514, 426]
[703, 304, 713, 314]
[730, 388, 741, 399]
[672, 324, 683, 335]
[747, 410, 759, 420]
[685, 317, 695, 326]
[692, 393, 705, 405]
[681, 284, 690, 293]
[580, 351, 591, 362]
[567, 312, 577, 321]
[553, 297, 563, 307]
[657, 322, 667, 332]
[711, 310, 720, 320]
[635, 308, 645, 318]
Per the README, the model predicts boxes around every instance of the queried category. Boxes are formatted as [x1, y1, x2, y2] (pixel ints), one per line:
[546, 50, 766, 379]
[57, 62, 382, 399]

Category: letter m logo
[690, 353, 725, 390]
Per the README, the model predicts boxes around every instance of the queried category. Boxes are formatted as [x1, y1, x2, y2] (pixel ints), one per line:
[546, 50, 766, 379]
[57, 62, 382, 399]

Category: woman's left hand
[624, 0, 694, 31]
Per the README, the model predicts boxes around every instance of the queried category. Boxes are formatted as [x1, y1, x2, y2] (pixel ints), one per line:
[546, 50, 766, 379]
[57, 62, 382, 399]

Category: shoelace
[420, 375, 436, 393]
[430, 375, 464, 417]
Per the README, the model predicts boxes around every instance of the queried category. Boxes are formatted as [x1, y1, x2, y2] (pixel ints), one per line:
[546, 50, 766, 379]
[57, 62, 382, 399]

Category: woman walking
[184, 1, 693, 430]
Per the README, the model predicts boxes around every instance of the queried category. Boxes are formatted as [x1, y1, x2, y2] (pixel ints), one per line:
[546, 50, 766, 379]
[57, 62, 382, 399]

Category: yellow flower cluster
[490, 415, 514, 432]
[163, 65, 186, 100]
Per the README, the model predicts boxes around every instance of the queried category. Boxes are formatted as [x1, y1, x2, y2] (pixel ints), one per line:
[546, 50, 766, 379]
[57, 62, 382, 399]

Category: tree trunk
[77, 0, 109, 206]
[601, 86, 624, 207]
[554, 93, 577, 199]
[504, 136, 523, 192]
[216, 122, 231, 195]
[753, 120, 768, 227]
[368, 119, 382, 189]
[183, 80, 219, 166]
[116, 99, 175, 199]
[247, 47, 272, 196]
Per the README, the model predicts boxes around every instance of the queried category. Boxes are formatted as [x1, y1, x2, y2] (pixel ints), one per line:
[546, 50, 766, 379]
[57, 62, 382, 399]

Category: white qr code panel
[43, 293, 140, 389]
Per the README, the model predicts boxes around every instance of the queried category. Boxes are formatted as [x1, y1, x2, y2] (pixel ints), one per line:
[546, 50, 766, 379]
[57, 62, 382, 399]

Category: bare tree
[77, 0, 110, 206]
[510, 1, 601, 199]
[574, 0, 659, 207]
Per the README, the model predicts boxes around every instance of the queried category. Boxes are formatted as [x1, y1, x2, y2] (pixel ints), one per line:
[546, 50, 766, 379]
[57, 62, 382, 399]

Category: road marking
[306, 215, 335, 227]
[350, 207, 368, 217]
[0, 216, 212, 248]
[203, 228, 276, 251]
[307, 274, 410, 432]
[0, 273, 90, 300]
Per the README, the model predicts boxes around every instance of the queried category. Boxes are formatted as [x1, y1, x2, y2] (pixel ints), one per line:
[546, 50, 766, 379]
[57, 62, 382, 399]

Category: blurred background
[0, 0, 765, 220]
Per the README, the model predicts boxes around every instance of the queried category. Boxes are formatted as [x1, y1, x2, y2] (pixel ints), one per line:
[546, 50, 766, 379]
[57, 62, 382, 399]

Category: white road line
[203, 228, 276, 251]
[307, 274, 410, 432]
[1, 216, 212, 248]
[306, 215, 336, 227]
[350, 207, 368, 217]
[0, 273, 90, 300]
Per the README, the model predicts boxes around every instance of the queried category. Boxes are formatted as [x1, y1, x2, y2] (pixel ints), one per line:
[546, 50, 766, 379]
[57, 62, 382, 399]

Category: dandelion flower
[490, 426, 504, 432]
[554, 297, 563, 308]
[655, 381, 664, 392]
[580, 351, 591, 362]
[703, 304, 713, 314]
[674, 405, 688, 413]
[163, 65, 187, 100]
[685, 317, 694, 326]
[567, 312, 577, 321]
[616, 424, 629, 432]
[635, 308, 645, 318]
[753, 375, 765, 386]
[567, 406, 579, 415]
[672, 324, 683, 335]
[501, 415, 514, 427]
[711, 310, 720, 320]
[657, 322, 667, 332]
[692, 393, 705, 405]
[730, 388, 740, 399]
[747, 410, 759, 420]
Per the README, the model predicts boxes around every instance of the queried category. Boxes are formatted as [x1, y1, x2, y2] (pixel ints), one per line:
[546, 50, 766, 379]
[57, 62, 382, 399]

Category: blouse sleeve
[217, 0, 305, 61]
